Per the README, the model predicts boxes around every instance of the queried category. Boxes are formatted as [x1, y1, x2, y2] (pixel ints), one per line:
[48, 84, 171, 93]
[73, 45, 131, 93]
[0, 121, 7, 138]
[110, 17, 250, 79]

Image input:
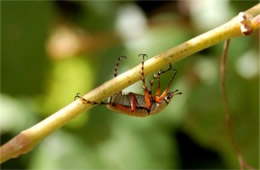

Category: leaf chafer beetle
[75, 54, 182, 117]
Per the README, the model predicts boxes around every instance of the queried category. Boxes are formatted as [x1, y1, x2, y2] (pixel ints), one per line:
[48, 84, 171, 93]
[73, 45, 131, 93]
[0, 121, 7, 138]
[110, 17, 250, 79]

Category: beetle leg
[129, 93, 137, 112]
[152, 64, 173, 99]
[114, 56, 127, 94]
[155, 72, 161, 96]
[149, 70, 161, 96]
[113, 104, 133, 112]
[74, 93, 108, 105]
[138, 54, 148, 90]
[155, 68, 177, 103]
[138, 54, 152, 110]
[155, 88, 168, 103]
[110, 93, 137, 112]
[144, 90, 152, 110]
[114, 56, 127, 77]
[167, 68, 177, 88]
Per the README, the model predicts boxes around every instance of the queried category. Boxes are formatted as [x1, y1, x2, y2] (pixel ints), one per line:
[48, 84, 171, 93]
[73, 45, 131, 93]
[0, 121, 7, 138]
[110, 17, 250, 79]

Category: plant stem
[1, 3, 259, 164]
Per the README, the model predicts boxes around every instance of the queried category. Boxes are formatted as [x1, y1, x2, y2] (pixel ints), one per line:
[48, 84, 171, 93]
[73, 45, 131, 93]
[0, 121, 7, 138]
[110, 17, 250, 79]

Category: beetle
[75, 54, 182, 117]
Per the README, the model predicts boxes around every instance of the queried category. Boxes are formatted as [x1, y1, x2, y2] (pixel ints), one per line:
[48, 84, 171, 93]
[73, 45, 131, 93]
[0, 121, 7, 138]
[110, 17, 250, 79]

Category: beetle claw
[74, 93, 81, 100]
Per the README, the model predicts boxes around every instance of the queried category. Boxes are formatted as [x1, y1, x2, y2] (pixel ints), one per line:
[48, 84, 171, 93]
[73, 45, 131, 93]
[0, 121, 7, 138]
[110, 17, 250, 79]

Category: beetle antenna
[173, 89, 182, 95]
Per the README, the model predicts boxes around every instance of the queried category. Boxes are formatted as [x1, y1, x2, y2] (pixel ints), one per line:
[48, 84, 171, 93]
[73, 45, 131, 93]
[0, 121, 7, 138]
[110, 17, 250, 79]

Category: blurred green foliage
[1, 1, 259, 169]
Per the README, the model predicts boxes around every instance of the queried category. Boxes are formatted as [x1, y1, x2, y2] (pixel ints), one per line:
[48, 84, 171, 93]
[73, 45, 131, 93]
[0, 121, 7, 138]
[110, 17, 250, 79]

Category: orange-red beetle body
[75, 54, 181, 117]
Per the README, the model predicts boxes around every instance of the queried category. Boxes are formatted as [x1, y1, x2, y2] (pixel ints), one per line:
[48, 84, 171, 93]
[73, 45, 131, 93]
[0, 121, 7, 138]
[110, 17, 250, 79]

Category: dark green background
[1, 1, 259, 169]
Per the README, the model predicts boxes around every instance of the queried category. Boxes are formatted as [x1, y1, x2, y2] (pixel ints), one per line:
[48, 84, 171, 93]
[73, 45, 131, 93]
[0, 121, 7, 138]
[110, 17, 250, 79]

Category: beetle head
[164, 89, 182, 103]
